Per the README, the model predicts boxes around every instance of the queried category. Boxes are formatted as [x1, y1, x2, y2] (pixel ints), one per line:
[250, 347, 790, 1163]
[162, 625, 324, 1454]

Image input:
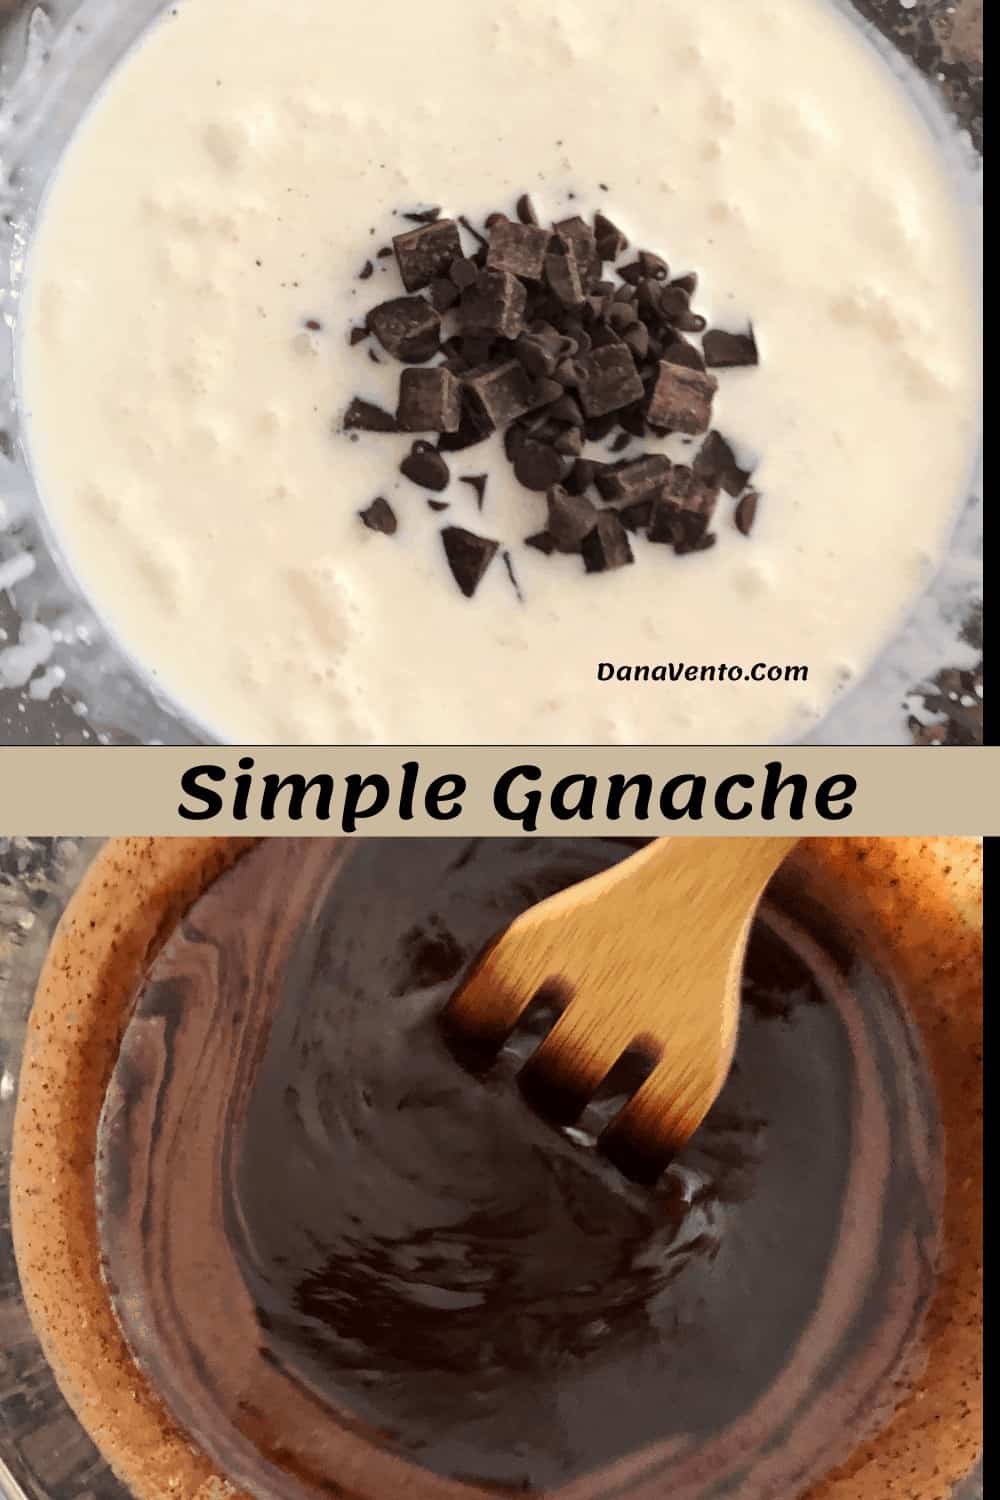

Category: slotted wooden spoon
[443, 836, 798, 1180]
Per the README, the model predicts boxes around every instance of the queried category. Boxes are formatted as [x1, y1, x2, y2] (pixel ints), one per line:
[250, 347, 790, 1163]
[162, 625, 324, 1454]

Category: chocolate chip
[487, 219, 551, 280]
[305, 318, 323, 331]
[660, 338, 706, 372]
[401, 440, 450, 491]
[397, 367, 462, 433]
[656, 284, 693, 322]
[703, 327, 759, 368]
[461, 334, 496, 368]
[638, 250, 669, 282]
[734, 488, 760, 536]
[428, 499, 450, 512]
[695, 430, 751, 497]
[359, 260, 375, 280]
[584, 411, 619, 442]
[581, 511, 634, 572]
[392, 219, 462, 292]
[348, 325, 370, 346]
[516, 194, 540, 226]
[369, 296, 441, 362]
[342, 397, 398, 433]
[675, 310, 707, 334]
[547, 392, 584, 426]
[460, 474, 488, 509]
[546, 485, 599, 553]
[545, 249, 586, 309]
[461, 270, 527, 339]
[575, 344, 644, 418]
[359, 497, 397, 534]
[623, 323, 650, 361]
[594, 211, 628, 262]
[596, 454, 671, 504]
[646, 360, 718, 435]
[401, 205, 442, 224]
[502, 549, 523, 602]
[441, 526, 499, 598]
[553, 426, 584, 457]
[515, 328, 562, 379]
[463, 359, 537, 427]
[430, 277, 461, 312]
[514, 441, 565, 492]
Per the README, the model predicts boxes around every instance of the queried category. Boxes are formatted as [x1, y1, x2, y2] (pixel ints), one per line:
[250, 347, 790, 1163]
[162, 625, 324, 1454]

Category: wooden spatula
[442, 837, 797, 1180]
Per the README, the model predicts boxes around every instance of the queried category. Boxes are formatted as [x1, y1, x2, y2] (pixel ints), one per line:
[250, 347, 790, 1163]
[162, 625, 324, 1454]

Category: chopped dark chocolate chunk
[703, 327, 759, 368]
[575, 343, 645, 418]
[546, 485, 599, 553]
[430, 277, 461, 312]
[545, 249, 586, 309]
[525, 530, 556, 555]
[564, 457, 607, 495]
[530, 376, 564, 409]
[487, 219, 551, 280]
[618, 498, 654, 532]
[581, 511, 634, 572]
[359, 496, 397, 534]
[516, 193, 540, 226]
[596, 454, 671, 503]
[449, 257, 480, 290]
[515, 327, 563, 379]
[583, 411, 619, 442]
[342, 396, 398, 433]
[460, 473, 488, 509]
[733, 488, 760, 536]
[392, 219, 462, 292]
[461, 270, 527, 339]
[463, 359, 536, 427]
[401, 205, 442, 224]
[427, 499, 450, 512]
[397, 367, 462, 433]
[458, 215, 489, 248]
[368, 296, 441, 362]
[695, 429, 751, 496]
[646, 360, 718, 435]
[441, 525, 499, 598]
[359, 260, 375, 280]
[400, 440, 450, 491]
[514, 440, 565, 492]
[554, 217, 600, 284]
[348, 325, 369, 346]
[661, 338, 706, 372]
[594, 211, 628, 262]
[437, 392, 496, 451]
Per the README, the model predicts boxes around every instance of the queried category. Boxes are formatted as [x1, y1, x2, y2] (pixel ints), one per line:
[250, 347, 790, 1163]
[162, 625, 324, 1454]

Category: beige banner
[0, 746, 994, 835]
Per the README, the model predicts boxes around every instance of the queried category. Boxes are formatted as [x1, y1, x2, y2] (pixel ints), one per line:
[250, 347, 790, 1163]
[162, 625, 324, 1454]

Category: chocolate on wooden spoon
[443, 836, 797, 1180]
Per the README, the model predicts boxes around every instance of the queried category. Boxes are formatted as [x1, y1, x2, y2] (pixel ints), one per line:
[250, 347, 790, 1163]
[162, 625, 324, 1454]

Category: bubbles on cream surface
[17, 0, 980, 744]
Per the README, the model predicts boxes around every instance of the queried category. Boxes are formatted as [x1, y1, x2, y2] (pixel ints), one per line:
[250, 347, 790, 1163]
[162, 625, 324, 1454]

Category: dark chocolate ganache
[95, 839, 943, 1500]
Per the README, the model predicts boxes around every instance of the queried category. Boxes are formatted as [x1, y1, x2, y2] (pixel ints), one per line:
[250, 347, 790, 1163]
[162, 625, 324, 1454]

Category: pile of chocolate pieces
[345, 200, 759, 599]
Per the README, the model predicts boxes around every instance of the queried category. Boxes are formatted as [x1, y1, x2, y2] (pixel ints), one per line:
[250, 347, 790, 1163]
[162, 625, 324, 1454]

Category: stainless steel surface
[0, 0, 984, 746]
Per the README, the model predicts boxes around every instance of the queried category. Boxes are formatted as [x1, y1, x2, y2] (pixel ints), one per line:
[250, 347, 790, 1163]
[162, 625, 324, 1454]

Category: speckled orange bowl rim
[10, 837, 983, 1500]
